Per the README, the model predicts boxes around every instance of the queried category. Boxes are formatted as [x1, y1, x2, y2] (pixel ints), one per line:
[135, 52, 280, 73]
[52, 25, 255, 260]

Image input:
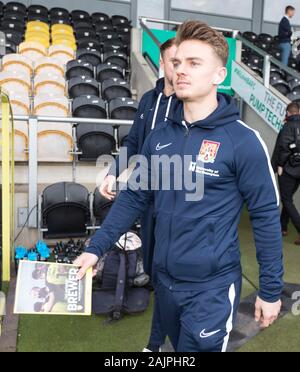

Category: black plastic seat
[102, 78, 131, 102]
[111, 15, 130, 27]
[103, 51, 128, 70]
[272, 81, 291, 95]
[270, 70, 286, 81]
[68, 76, 100, 99]
[5, 2, 27, 15]
[76, 28, 97, 39]
[71, 10, 90, 22]
[92, 12, 110, 24]
[255, 40, 271, 52]
[289, 57, 298, 70]
[76, 48, 102, 66]
[73, 95, 115, 161]
[242, 31, 257, 43]
[27, 13, 49, 23]
[269, 48, 282, 60]
[42, 182, 91, 238]
[72, 95, 107, 118]
[118, 30, 131, 45]
[247, 63, 263, 77]
[28, 5, 48, 18]
[109, 97, 138, 120]
[2, 11, 26, 22]
[73, 21, 94, 31]
[2, 29, 24, 44]
[288, 77, 300, 91]
[1, 40, 17, 56]
[102, 39, 128, 54]
[287, 91, 300, 104]
[77, 37, 101, 51]
[93, 188, 113, 225]
[0, 19, 25, 33]
[95, 22, 114, 33]
[50, 17, 71, 25]
[258, 33, 273, 44]
[66, 60, 94, 80]
[50, 7, 69, 19]
[96, 63, 124, 82]
[247, 54, 263, 68]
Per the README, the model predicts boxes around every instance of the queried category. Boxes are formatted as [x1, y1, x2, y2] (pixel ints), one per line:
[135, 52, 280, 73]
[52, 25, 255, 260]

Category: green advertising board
[142, 29, 237, 96]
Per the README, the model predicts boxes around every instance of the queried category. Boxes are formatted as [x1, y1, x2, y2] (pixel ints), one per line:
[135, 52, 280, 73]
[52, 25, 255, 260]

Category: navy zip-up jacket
[108, 78, 175, 177]
[278, 16, 292, 43]
[87, 94, 284, 303]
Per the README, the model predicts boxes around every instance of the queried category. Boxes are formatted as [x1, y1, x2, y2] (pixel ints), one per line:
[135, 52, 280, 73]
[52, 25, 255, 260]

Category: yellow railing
[1, 89, 15, 282]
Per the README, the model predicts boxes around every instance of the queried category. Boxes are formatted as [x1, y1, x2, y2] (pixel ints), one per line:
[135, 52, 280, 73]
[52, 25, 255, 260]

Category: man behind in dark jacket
[272, 102, 300, 236]
[278, 5, 296, 65]
[278, 101, 300, 244]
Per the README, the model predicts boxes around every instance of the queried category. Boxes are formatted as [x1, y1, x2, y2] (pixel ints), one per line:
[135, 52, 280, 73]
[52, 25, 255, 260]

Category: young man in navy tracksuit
[99, 38, 177, 352]
[76, 21, 283, 352]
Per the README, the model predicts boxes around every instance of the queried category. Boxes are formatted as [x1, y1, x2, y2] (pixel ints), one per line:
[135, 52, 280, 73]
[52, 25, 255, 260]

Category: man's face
[288, 9, 296, 18]
[172, 40, 227, 102]
[160, 44, 177, 87]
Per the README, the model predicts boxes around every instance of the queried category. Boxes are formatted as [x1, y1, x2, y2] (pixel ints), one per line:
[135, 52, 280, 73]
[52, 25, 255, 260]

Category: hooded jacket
[278, 114, 300, 178]
[87, 93, 284, 303]
[108, 78, 175, 177]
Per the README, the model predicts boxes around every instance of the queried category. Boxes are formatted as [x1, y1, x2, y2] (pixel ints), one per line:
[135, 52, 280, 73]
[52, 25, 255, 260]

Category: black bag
[289, 126, 300, 167]
[92, 232, 150, 321]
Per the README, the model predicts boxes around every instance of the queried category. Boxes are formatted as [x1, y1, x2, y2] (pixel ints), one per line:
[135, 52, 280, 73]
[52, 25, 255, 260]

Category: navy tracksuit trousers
[155, 276, 242, 352]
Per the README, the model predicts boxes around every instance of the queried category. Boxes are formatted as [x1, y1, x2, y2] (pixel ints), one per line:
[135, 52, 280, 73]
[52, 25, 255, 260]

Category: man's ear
[213, 67, 227, 85]
[159, 55, 164, 70]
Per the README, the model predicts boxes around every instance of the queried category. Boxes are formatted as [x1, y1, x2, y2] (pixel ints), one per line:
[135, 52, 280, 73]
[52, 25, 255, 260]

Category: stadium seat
[93, 187, 113, 225]
[35, 56, 65, 77]
[242, 31, 258, 42]
[27, 13, 49, 23]
[111, 15, 130, 26]
[48, 45, 75, 65]
[102, 78, 131, 101]
[2, 53, 33, 76]
[2, 11, 25, 23]
[254, 40, 270, 52]
[19, 41, 47, 61]
[76, 28, 97, 40]
[271, 81, 290, 96]
[66, 60, 94, 80]
[72, 95, 117, 161]
[50, 17, 71, 26]
[288, 77, 300, 91]
[27, 21, 50, 33]
[1, 40, 17, 56]
[91, 12, 110, 24]
[247, 63, 263, 77]
[109, 97, 138, 120]
[34, 93, 73, 162]
[109, 97, 137, 141]
[0, 70, 31, 95]
[96, 62, 124, 82]
[28, 5, 48, 18]
[0, 19, 25, 33]
[41, 182, 91, 238]
[5, 2, 27, 15]
[68, 76, 100, 98]
[50, 7, 69, 20]
[102, 39, 127, 54]
[103, 51, 128, 70]
[71, 10, 90, 22]
[287, 91, 300, 104]
[72, 95, 107, 118]
[76, 48, 102, 66]
[77, 38, 101, 51]
[258, 33, 273, 44]
[1, 29, 23, 45]
[0, 91, 29, 161]
[95, 23, 114, 33]
[98, 30, 119, 41]
[73, 21, 94, 32]
[34, 72, 66, 96]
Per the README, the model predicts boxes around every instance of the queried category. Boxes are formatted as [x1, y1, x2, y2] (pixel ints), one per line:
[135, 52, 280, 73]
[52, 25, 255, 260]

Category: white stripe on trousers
[221, 283, 236, 352]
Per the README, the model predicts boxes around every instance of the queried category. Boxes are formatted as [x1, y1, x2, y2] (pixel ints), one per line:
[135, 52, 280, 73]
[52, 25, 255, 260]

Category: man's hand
[277, 166, 283, 176]
[74, 253, 99, 280]
[99, 175, 117, 201]
[255, 296, 282, 328]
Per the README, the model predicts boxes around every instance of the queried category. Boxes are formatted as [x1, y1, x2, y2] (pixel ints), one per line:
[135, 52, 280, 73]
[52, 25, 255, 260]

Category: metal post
[28, 117, 38, 228]
[263, 54, 271, 89]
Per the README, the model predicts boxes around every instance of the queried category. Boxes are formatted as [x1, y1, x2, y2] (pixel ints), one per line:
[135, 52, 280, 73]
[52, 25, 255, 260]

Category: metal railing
[9, 115, 134, 230]
[236, 34, 300, 89]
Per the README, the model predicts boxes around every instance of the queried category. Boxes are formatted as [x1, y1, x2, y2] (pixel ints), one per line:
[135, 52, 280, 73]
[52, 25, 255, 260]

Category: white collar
[285, 15, 291, 20]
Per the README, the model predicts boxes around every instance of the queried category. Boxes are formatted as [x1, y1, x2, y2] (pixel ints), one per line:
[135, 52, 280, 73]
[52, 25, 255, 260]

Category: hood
[154, 77, 165, 96]
[287, 114, 300, 122]
[168, 93, 240, 129]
